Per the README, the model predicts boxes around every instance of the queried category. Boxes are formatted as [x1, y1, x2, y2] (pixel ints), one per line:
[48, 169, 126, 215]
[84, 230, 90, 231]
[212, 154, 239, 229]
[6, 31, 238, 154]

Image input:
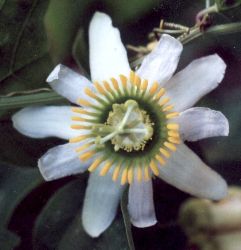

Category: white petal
[136, 34, 183, 85]
[82, 169, 124, 237]
[177, 107, 229, 141]
[38, 143, 93, 181]
[158, 144, 227, 200]
[165, 54, 226, 111]
[128, 180, 157, 228]
[47, 64, 94, 104]
[12, 106, 81, 140]
[89, 12, 130, 82]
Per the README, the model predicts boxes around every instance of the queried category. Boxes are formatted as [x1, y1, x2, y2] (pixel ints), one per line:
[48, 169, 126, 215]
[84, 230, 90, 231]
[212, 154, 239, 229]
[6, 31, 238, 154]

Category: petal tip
[211, 178, 228, 201]
[46, 64, 63, 83]
[38, 158, 54, 181]
[160, 33, 183, 51]
[82, 215, 104, 238]
[131, 218, 157, 228]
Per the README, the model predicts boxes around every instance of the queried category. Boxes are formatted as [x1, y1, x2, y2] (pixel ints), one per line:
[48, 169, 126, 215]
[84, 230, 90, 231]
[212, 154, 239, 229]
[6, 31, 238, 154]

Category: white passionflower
[12, 12, 229, 237]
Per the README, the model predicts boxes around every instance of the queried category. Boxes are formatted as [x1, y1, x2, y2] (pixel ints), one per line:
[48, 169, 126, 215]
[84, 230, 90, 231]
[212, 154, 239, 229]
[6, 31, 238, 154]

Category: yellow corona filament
[168, 137, 180, 144]
[94, 81, 107, 95]
[144, 165, 150, 181]
[155, 154, 166, 165]
[137, 166, 142, 182]
[77, 99, 92, 107]
[112, 164, 121, 181]
[129, 70, 135, 84]
[154, 88, 165, 101]
[150, 160, 159, 176]
[75, 142, 93, 153]
[88, 158, 102, 172]
[141, 79, 148, 91]
[103, 81, 113, 93]
[71, 116, 86, 122]
[79, 150, 95, 162]
[159, 97, 170, 106]
[100, 161, 112, 176]
[134, 75, 141, 87]
[128, 167, 134, 184]
[167, 123, 179, 130]
[168, 130, 180, 138]
[69, 134, 91, 143]
[119, 74, 128, 89]
[164, 141, 177, 151]
[84, 87, 98, 99]
[71, 107, 91, 115]
[160, 147, 171, 158]
[121, 168, 128, 185]
[70, 125, 91, 130]
[149, 82, 159, 95]
[166, 112, 179, 119]
[110, 77, 120, 91]
[162, 105, 174, 112]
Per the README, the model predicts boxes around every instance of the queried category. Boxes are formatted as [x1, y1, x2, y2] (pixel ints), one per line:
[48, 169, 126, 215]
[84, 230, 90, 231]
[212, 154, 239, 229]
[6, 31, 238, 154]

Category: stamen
[168, 137, 180, 144]
[128, 167, 134, 184]
[166, 112, 179, 119]
[103, 81, 115, 96]
[149, 82, 159, 95]
[129, 70, 135, 84]
[71, 125, 91, 130]
[134, 74, 141, 87]
[100, 161, 112, 176]
[84, 87, 98, 99]
[154, 88, 165, 101]
[164, 141, 177, 151]
[160, 147, 171, 158]
[159, 97, 170, 106]
[119, 74, 128, 89]
[140, 79, 148, 92]
[75, 142, 93, 153]
[77, 99, 92, 107]
[155, 154, 166, 165]
[150, 160, 159, 176]
[137, 166, 142, 182]
[144, 165, 150, 181]
[71, 107, 94, 116]
[167, 123, 179, 130]
[69, 134, 91, 143]
[71, 116, 86, 122]
[112, 164, 121, 181]
[88, 158, 102, 172]
[79, 150, 95, 162]
[121, 168, 128, 185]
[94, 81, 107, 95]
[168, 131, 180, 138]
[163, 105, 174, 112]
[110, 77, 121, 93]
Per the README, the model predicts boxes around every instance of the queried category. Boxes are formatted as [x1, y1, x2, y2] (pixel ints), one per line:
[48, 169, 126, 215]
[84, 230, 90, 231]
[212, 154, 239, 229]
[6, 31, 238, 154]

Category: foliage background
[0, 0, 240, 249]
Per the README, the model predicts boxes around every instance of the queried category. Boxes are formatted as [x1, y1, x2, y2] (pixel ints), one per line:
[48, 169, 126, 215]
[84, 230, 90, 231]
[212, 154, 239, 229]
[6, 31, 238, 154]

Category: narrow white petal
[12, 106, 81, 140]
[38, 143, 93, 181]
[47, 64, 94, 104]
[137, 34, 183, 85]
[89, 12, 130, 82]
[177, 107, 229, 141]
[128, 180, 157, 228]
[82, 169, 124, 237]
[165, 54, 226, 111]
[158, 144, 227, 200]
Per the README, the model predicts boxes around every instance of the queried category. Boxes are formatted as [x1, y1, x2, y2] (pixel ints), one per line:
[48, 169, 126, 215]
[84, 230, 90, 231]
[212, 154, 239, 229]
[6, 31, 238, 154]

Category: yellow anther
[168, 137, 180, 144]
[150, 160, 159, 176]
[77, 99, 92, 107]
[75, 142, 93, 153]
[164, 141, 177, 152]
[94, 81, 107, 95]
[141, 79, 148, 91]
[79, 150, 95, 162]
[119, 74, 128, 88]
[160, 147, 171, 158]
[155, 155, 166, 165]
[144, 165, 150, 181]
[159, 97, 170, 106]
[121, 168, 128, 185]
[149, 82, 159, 95]
[168, 130, 180, 138]
[129, 70, 135, 84]
[71, 116, 86, 122]
[88, 158, 102, 172]
[71, 125, 90, 130]
[137, 166, 142, 182]
[154, 88, 165, 100]
[128, 167, 134, 184]
[69, 134, 90, 143]
[110, 77, 120, 91]
[162, 105, 174, 112]
[71, 107, 90, 115]
[100, 161, 112, 176]
[134, 75, 141, 87]
[103, 81, 113, 92]
[166, 112, 179, 119]
[167, 123, 179, 130]
[84, 87, 97, 99]
[112, 164, 121, 181]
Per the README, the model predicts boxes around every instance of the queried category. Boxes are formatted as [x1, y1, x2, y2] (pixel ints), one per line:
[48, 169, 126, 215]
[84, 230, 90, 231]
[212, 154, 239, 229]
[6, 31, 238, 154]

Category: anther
[166, 112, 179, 119]
[79, 150, 95, 162]
[137, 166, 142, 182]
[129, 71, 135, 84]
[149, 82, 159, 95]
[71, 125, 91, 130]
[69, 134, 91, 143]
[155, 154, 166, 165]
[121, 168, 128, 185]
[154, 88, 165, 101]
[160, 148, 171, 158]
[150, 160, 159, 176]
[75, 142, 93, 153]
[128, 167, 134, 184]
[144, 165, 150, 181]
[159, 97, 170, 106]
[164, 141, 177, 151]
[168, 137, 180, 144]
[100, 161, 112, 176]
[88, 158, 102, 172]
[77, 99, 92, 107]
[167, 123, 179, 130]
[112, 164, 121, 181]
[162, 105, 174, 112]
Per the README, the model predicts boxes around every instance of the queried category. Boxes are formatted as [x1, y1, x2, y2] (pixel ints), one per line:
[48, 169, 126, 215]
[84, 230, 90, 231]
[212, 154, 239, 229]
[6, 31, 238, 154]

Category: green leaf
[0, 0, 53, 94]
[0, 163, 43, 227]
[215, 0, 241, 11]
[0, 228, 20, 250]
[34, 177, 132, 250]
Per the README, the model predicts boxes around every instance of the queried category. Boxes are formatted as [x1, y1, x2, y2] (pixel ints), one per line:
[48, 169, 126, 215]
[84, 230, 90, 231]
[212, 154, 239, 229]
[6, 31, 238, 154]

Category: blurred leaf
[0, 0, 53, 94]
[215, 0, 241, 11]
[34, 177, 132, 249]
[0, 228, 20, 250]
[0, 163, 43, 226]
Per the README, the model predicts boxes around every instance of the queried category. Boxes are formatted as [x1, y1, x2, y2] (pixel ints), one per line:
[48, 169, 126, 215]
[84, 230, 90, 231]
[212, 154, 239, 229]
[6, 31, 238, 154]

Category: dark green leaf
[0, 228, 20, 250]
[0, 163, 43, 226]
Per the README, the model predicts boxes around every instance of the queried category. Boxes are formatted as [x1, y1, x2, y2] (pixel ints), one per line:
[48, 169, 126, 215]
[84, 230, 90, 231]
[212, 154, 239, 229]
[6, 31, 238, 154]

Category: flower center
[69, 71, 181, 184]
